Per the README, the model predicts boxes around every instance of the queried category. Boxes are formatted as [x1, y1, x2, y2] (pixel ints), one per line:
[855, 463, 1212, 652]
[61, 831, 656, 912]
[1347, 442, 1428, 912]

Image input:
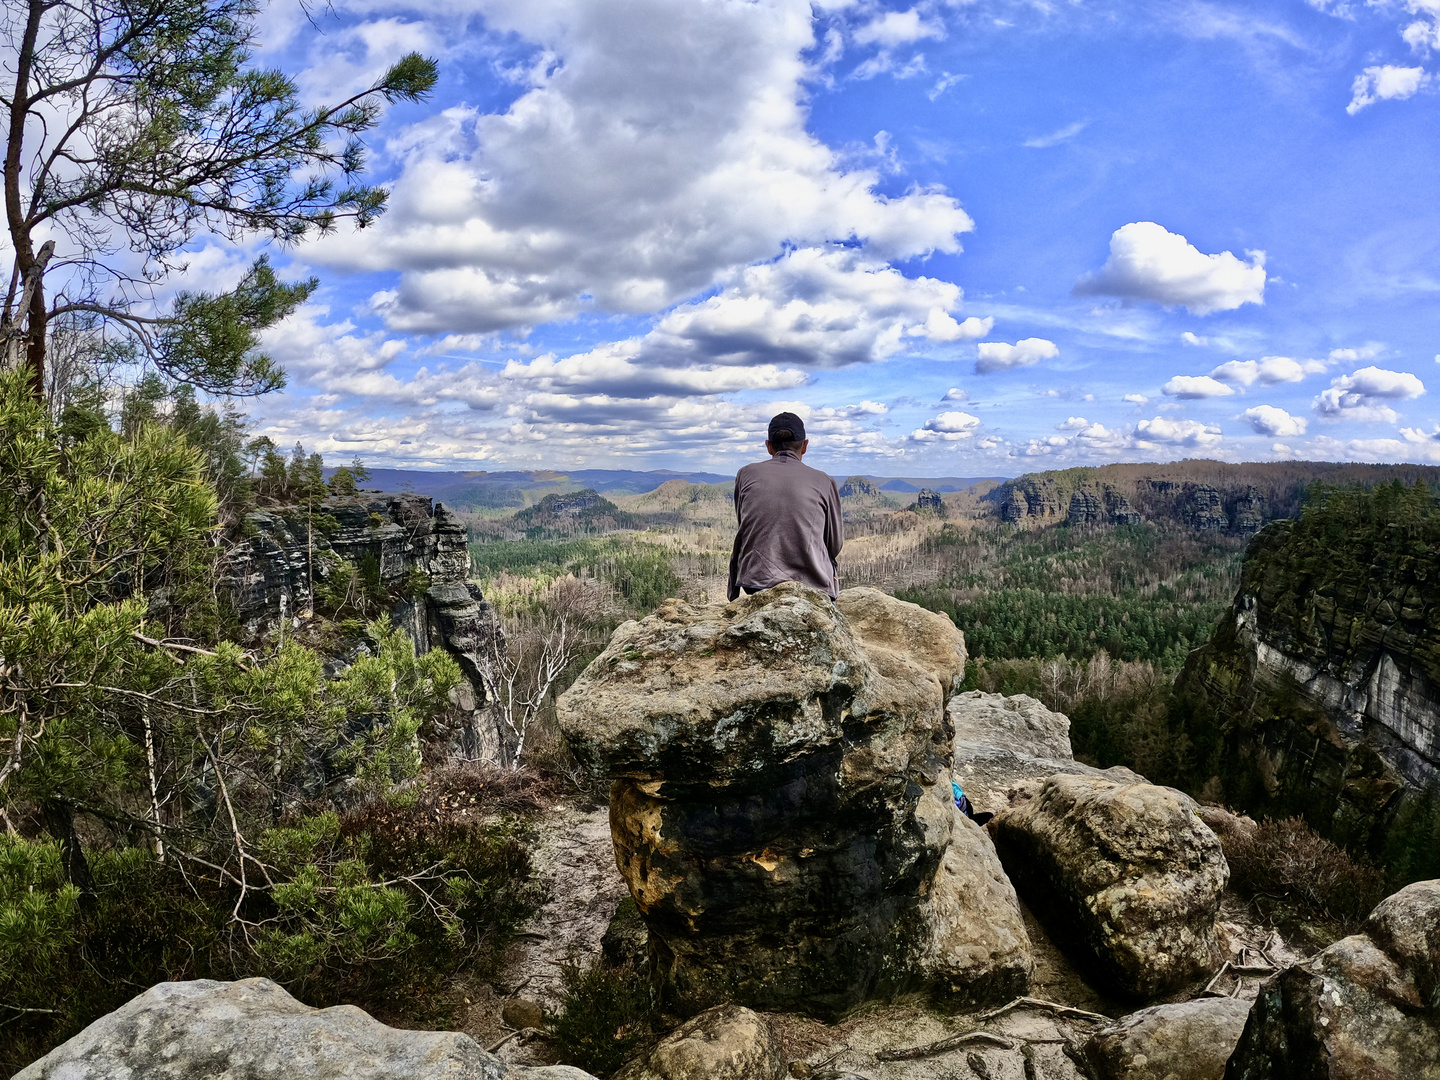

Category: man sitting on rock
[727, 412, 844, 601]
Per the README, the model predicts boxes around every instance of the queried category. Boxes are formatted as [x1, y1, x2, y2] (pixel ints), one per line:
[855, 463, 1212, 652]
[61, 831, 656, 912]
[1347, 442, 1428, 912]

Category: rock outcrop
[982, 462, 1440, 532]
[1181, 484, 1231, 531]
[14, 978, 596, 1080]
[909, 488, 945, 515]
[1173, 507, 1440, 846]
[223, 493, 507, 761]
[949, 691, 1145, 815]
[991, 774, 1228, 1000]
[613, 1004, 783, 1080]
[1225, 880, 1440, 1079]
[1067, 489, 1103, 526]
[558, 583, 1033, 1018]
[1084, 998, 1252, 1080]
[839, 476, 882, 498]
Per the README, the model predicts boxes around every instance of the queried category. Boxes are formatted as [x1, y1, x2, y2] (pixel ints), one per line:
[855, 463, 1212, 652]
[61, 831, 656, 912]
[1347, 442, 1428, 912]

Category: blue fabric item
[952, 781, 973, 818]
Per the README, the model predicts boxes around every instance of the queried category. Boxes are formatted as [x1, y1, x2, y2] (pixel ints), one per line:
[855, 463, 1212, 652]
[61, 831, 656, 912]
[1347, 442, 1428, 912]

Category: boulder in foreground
[14, 978, 596, 1080]
[1084, 997, 1252, 1080]
[1225, 880, 1440, 1080]
[613, 1004, 783, 1080]
[558, 583, 1032, 1017]
[949, 690, 1146, 814]
[992, 773, 1227, 1000]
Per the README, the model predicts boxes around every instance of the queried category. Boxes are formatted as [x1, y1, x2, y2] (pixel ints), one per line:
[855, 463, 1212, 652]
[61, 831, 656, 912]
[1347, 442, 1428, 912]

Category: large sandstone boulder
[949, 691, 1145, 814]
[991, 773, 1227, 1000]
[1084, 998, 1252, 1080]
[1225, 880, 1440, 1079]
[14, 978, 597, 1080]
[613, 1004, 782, 1080]
[558, 583, 1032, 1017]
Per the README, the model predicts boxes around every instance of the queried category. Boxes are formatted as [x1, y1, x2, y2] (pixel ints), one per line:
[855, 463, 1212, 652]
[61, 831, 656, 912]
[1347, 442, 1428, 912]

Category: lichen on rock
[13, 978, 596, 1080]
[557, 582, 1032, 1018]
[1084, 997, 1252, 1080]
[612, 1004, 783, 1080]
[991, 773, 1228, 1001]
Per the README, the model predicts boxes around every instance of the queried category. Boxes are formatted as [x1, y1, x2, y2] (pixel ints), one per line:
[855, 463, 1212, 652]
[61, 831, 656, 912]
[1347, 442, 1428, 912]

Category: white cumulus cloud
[307, 0, 974, 335]
[646, 246, 975, 368]
[1241, 405, 1308, 437]
[1314, 365, 1426, 423]
[975, 337, 1059, 373]
[1330, 345, 1381, 363]
[1348, 65, 1430, 115]
[1073, 221, 1266, 315]
[854, 7, 944, 47]
[912, 410, 981, 441]
[1135, 416, 1225, 449]
[1210, 356, 1326, 386]
[1162, 375, 1236, 399]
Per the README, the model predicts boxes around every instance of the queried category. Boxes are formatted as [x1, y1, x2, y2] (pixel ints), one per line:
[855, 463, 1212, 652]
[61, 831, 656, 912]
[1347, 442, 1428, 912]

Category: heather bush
[1221, 815, 1387, 932]
[550, 959, 656, 1077]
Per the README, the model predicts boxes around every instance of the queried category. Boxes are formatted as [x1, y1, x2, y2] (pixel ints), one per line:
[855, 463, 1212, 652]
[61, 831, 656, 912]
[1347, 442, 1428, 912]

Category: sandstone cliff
[985, 461, 1440, 532]
[1172, 494, 1440, 848]
[222, 493, 507, 762]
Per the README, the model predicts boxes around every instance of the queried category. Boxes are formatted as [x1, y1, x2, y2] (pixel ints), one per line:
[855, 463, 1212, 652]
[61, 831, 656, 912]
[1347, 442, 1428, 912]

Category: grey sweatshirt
[727, 450, 844, 600]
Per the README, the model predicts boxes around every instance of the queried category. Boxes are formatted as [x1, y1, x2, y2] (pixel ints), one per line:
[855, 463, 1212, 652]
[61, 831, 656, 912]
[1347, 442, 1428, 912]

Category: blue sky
[224, 0, 1440, 475]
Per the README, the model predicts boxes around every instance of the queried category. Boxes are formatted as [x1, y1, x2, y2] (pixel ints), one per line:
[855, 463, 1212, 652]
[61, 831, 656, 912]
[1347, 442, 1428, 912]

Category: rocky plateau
[19, 582, 1440, 1080]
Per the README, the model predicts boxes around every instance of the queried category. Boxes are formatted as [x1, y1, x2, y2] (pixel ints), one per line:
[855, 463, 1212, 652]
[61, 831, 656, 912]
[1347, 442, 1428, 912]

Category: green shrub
[0, 838, 230, 1074]
[550, 960, 655, 1077]
[0, 768, 547, 1074]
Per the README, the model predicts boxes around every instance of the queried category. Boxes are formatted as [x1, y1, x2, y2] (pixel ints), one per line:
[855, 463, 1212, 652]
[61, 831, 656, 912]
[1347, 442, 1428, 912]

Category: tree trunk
[41, 798, 95, 896]
[25, 270, 44, 396]
[4, 0, 45, 397]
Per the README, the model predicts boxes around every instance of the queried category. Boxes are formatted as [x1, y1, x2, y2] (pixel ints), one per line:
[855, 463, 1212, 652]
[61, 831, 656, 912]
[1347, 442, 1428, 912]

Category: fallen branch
[1203, 961, 1232, 995]
[486, 1027, 538, 1053]
[132, 631, 254, 670]
[875, 1030, 1017, 1061]
[1203, 960, 1277, 997]
[975, 996, 1113, 1026]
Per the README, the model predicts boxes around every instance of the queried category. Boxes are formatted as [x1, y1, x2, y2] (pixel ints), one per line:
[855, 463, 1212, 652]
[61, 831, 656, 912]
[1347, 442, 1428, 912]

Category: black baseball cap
[768, 411, 806, 443]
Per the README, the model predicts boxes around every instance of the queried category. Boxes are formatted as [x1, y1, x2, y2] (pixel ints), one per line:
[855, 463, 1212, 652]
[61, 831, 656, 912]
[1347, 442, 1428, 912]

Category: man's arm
[824, 476, 844, 560]
[726, 473, 744, 601]
[824, 476, 843, 595]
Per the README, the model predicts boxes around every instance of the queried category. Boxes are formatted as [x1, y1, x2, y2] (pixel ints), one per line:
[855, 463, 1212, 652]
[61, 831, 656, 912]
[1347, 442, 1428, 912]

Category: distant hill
[855, 475, 1008, 493]
[332, 466, 1008, 511]
[330, 467, 734, 512]
[506, 489, 640, 538]
[985, 460, 1440, 533]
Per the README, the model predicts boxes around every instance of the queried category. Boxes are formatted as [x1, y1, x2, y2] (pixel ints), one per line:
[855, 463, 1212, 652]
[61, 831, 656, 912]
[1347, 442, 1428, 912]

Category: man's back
[727, 450, 843, 600]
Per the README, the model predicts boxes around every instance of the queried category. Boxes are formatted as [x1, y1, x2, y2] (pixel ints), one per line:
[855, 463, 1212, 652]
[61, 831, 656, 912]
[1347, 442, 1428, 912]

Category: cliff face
[1173, 510, 1440, 846]
[222, 494, 507, 762]
[988, 461, 1440, 533]
[994, 472, 1263, 532]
